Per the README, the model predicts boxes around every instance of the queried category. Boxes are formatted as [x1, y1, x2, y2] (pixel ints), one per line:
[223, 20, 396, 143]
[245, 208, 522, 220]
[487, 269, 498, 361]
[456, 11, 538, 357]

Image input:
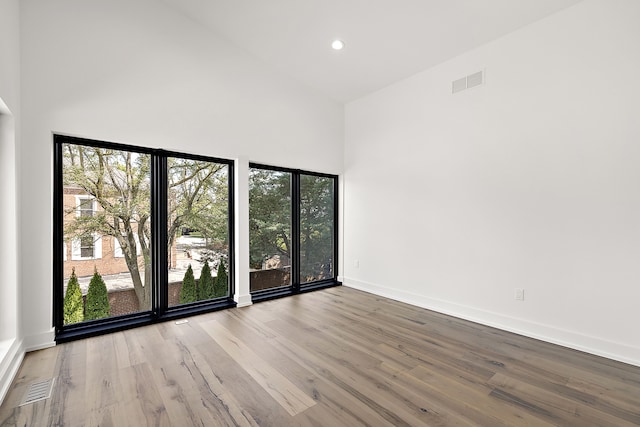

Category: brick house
[63, 186, 177, 279]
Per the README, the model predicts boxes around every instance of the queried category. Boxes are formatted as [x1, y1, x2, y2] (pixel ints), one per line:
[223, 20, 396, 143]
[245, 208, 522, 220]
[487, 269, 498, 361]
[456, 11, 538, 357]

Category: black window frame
[249, 162, 340, 303]
[53, 134, 235, 342]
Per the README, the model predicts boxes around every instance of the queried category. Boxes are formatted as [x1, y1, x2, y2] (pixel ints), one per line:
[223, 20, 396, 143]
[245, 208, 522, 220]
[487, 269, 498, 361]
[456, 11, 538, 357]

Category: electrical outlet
[354, 259, 359, 268]
[515, 288, 525, 301]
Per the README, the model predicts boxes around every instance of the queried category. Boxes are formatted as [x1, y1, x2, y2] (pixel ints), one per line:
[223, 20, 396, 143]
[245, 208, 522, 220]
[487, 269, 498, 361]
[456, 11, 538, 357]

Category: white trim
[114, 235, 141, 258]
[23, 328, 56, 353]
[114, 237, 124, 258]
[95, 236, 102, 259]
[234, 293, 253, 308]
[0, 338, 24, 405]
[234, 157, 251, 308]
[343, 277, 640, 368]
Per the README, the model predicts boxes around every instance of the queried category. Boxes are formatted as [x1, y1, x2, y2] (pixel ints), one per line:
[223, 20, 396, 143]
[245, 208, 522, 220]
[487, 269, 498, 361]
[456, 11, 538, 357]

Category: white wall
[344, 0, 640, 366]
[19, 0, 343, 349]
[0, 0, 22, 404]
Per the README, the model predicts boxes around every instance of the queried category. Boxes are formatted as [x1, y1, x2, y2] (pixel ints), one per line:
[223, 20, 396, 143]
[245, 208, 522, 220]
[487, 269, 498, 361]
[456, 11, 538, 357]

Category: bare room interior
[1, 0, 639, 425]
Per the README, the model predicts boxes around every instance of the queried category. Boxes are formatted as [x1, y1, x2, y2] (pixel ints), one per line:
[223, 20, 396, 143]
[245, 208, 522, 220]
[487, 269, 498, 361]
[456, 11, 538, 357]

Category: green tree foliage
[63, 268, 84, 325]
[180, 264, 197, 304]
[299, 175, 334, 282]
[168, 157, 229, 254]
[248, 168, 335, 282]
[63, 144, 229, 311]
[198, 260, 215, 300]
[64, 146, 153, 310]
[249, 169, 292, 269]
[84, 269, 110, 321]
[214, 262, 228, 298]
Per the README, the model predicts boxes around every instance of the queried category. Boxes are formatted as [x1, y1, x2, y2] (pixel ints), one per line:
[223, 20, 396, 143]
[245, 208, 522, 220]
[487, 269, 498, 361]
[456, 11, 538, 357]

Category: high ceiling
[162, 0, 583, 103]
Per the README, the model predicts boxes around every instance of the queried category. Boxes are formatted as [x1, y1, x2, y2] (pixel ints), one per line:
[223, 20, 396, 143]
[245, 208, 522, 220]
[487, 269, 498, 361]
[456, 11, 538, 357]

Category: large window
[249, 164, 338, 299]
[300, 174, 336, 283]
[249, 168, 292, 292]
[167, 156, 230, 307]
[54, 135, 234, 341]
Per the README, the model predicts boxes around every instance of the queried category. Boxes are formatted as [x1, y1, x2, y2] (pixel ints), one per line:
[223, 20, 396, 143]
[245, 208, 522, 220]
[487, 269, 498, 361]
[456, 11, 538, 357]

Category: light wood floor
[1, 287, 639, 426]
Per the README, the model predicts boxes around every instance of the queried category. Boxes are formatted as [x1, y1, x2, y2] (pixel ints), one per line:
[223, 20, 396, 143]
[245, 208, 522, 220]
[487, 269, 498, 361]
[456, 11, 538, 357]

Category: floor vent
[19, 378, 55, 406]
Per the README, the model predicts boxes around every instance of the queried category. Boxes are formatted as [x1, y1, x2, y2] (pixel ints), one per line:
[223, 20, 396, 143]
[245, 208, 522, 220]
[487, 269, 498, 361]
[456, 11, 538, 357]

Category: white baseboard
[23, 328, 56, 353]
[234, 293, 253, 308]
[0, 338, 25, 405]
[343, 277, 640, 368]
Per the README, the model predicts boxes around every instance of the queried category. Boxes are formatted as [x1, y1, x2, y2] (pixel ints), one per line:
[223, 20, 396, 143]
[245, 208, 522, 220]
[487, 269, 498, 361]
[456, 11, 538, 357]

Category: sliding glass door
[249, 164, 339, 299]
[300, 174, 336, 283]
[249, 168, 292, 292]
[167, 156, 230, 306]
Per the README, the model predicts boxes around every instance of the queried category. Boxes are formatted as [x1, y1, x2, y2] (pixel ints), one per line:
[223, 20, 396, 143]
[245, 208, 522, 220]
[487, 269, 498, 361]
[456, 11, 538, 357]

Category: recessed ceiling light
[331, 39, 345, 50]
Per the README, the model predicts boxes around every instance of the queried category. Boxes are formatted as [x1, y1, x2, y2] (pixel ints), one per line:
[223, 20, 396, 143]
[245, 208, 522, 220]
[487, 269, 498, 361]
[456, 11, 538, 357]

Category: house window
[80, 235, 94, 258]
[77, 197, 95, 217]
[71, 233, 102, 260]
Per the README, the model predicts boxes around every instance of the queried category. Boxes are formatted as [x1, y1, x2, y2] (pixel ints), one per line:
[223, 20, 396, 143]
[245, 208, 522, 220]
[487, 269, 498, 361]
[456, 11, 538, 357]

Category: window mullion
[292, 172, 301, 292]
[153, 153, 168, 316]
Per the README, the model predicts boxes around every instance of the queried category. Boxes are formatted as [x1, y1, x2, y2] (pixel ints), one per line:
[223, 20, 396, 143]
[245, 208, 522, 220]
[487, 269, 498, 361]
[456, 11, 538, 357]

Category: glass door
[249, 167, 292, 292]
[167, 156, 231, 307]
[299, 174, 336, 283]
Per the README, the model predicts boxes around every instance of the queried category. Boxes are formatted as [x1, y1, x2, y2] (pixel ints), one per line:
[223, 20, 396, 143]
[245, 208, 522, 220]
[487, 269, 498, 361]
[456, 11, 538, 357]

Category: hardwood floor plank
[410, 364, 556, 426]
[218, 309, 400, 427]
[112, 331, 132, 370]
[152, 359, 232, 426]
[566, 375, 640, 415]
[47, 342, 87, 426]
[489, 372, 640, 426]
[200, 319, 317, 417]
[372, 361, 481, 426]
[154, 336, 260, 427]
[85, 334, 119, 389]
[263, 317, 439, 426]
[118, 363, 171, 426]
[463, 348, 640, 424]
[2, 287, 640, 426]
[193, 339, 301, 426]
[85, 403, 130, 427]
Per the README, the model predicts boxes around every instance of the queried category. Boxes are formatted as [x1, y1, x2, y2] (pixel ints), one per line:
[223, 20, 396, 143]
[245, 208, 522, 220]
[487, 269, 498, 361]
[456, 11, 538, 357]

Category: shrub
[180, 264, 197, 304]
[214, 261, 228, 298]
[85, 269, 110, 321]
[198, 260, 215, 300]
[63, 268, 84, 324]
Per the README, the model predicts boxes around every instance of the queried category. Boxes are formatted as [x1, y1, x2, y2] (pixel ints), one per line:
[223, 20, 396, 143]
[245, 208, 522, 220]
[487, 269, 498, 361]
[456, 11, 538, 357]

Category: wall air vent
[466, 71, 483, 89]
[452, 77, 467, 94]
[452, 70, 484, 94]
